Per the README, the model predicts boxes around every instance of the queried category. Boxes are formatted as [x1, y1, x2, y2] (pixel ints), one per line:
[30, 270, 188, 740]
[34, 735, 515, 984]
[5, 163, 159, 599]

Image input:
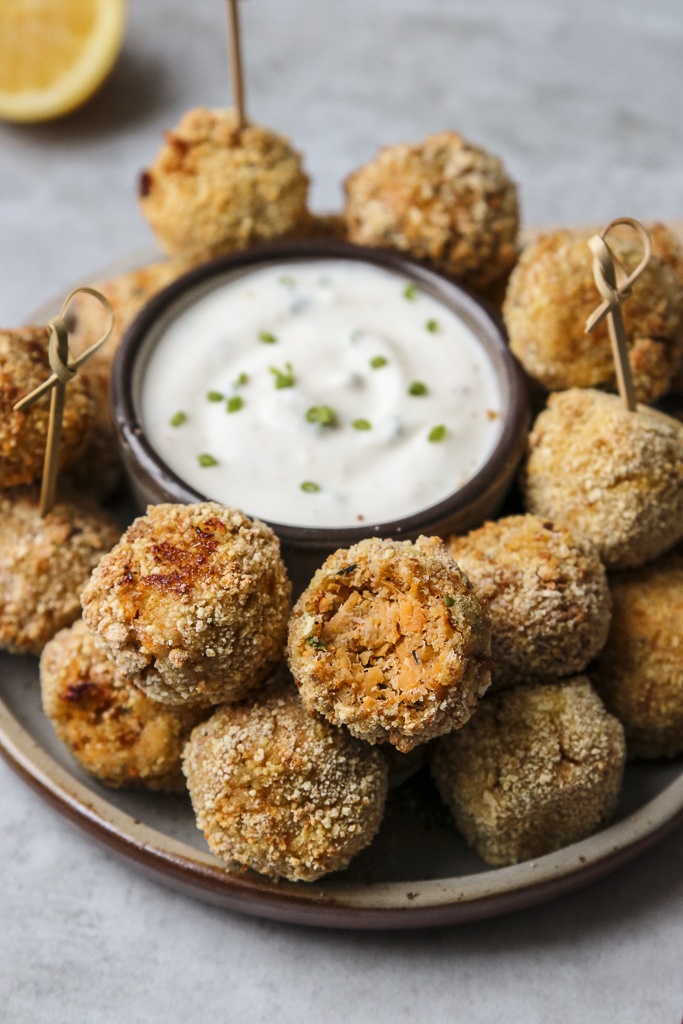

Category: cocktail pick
[585, 217, 652, 412]
[13, 287, 114, 517]
[226, 0, 247, 129]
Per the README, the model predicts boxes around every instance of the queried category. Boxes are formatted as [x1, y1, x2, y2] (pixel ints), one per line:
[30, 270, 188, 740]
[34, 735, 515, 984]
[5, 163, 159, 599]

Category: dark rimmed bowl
[112, 240, 529, 587]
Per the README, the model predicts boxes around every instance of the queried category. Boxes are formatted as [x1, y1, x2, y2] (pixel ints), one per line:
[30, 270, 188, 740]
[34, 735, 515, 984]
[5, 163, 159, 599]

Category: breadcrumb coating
[522, 389, 683, 569]
[139, 107, 310, 264]
[0, 487, 120, 655]
[591, 550, 683, 759]
[448, 515, 611, 688]
[183, 680, 388, 881]
[81, 503, 291, 707]
[504, 224, 683, 403]
[0, 326, 95, 488]
[287, 536, 491, 752]
[431, 676, 626, 866]
[41, 620, 207, 791]
[344, 132, 519, 290]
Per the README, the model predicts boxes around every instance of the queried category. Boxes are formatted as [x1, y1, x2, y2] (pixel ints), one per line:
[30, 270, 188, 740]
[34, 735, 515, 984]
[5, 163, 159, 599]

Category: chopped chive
[306, 634, 327, 650]
[408, 381, 428, 396]
[370, 355, 388, 369]
[301, 481, 321, 493]
[169, 411, 187, 427]
[443, 595, 456, 608]
[279, 274, 296, 287]
[428, 425, 447, 443]
[258, 330, 278, 344]
[306, 405, 336, 427]
[270, 363, 296, 389]
[352, 418, 372, 431]
[235, 372, 249, 387]
[227, 395, 244, 413]
[403, 282, 418, 300]
[425, 319, 439, 333]
[197, 453, 218, 467]
[207, 390, 224, 402]
[337, 564, 357, 576]
[412, 649, 420, 664]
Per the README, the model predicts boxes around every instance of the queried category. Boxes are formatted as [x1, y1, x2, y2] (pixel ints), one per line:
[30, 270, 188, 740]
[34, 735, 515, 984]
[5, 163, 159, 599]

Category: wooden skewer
[13, 287, 114, 517]
[227, 0, 247, 129]
[585, 217, 652, 413]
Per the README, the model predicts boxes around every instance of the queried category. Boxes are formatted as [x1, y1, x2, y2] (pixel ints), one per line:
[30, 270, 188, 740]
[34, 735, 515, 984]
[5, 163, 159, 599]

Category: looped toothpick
[585, 217, 652, 412]
[226, 0, 247, 129]
[13, 287, 114, 517]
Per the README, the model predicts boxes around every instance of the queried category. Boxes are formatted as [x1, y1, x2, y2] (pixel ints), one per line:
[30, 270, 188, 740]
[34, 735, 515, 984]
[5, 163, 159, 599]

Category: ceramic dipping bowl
[112, 240, 529, 590]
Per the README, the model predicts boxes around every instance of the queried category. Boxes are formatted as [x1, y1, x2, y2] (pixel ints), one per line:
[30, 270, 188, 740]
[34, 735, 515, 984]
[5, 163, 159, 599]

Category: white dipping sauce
[141, 260, 503, 528]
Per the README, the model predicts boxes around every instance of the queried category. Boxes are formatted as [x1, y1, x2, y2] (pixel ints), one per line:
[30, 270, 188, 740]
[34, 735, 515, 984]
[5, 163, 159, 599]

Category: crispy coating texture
[522, 389, 683, 569]
[0, 487, 120, 655]
[183, 680, 388, 881]
[41, 620, 207, 791]
[344, 132, 519, 290]
[139, 107, 310, 264]
[0, 326, 95, 488]
[431, 677, 626, 866]
[591, 551, 683, 759]
[504, 224, 683, 403]
[81, 503, 291, 707]
[448, 515, 611, 688]
[287, 536, 491, 752]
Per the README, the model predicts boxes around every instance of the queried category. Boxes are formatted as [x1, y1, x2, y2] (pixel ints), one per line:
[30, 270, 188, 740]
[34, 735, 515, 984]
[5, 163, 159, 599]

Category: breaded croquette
[41, 620, 207, 791]
[522, 389, 683, 569]
[81, 503, 291, 707]
[344, 132, 519, 291]
[139, 107, 310, 264]
[591, 550, 683, 759]
[287, 536, 491, 753]
[0, 487, 120, 655]
[504, 224, 683, 403]
[0, 326, 95, 488]
[431, 677, 626, 866]
[448, 515, 612, 688]
[183, 678, 388, 881]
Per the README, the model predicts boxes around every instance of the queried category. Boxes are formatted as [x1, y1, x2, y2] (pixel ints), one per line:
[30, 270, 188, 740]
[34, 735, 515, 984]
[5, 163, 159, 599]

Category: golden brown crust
[504, 224, 683, 403]
[448, 515, 611, 687]
[139, 107, 310, 263]
[590, 551, 683, 759]
[287, 536, 491, 752]
[0, 326, 95, 488]
[41, 620, 207, 790]
[431, 676, 626, 866]
[183, 679, 388, 881]
[344, 132, 519, 290]
[0, 487, 120, 655]
[81, 502, 292, 707]
[522, 389, 683, 569]
[288, 211, 348, 242]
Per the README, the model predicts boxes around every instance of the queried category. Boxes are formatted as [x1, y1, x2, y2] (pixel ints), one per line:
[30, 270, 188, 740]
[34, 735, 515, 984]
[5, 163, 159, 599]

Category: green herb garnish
[258, 330, 278, 344]
[169, 411, 187, 427]
[207, 390, 223, 402]
[279, 274, 296, 287]
[306, 405, 336, 427]
[370, 355, 388, 369]
[408, 381, 428, 396]
[428, 425, 447, 443]
[306, 634, 327, 651]
[227, 396, 244, 413]
[403, 282, 418, 300]
[235, 372, 249, 387]
[425, 319, 439, 333]
[270, 363, 295, 389]
[352, 418, 372, 431]
[197, 453, 218, 467]
[301, 481, 321, 493]
[443, 595, 456, 607]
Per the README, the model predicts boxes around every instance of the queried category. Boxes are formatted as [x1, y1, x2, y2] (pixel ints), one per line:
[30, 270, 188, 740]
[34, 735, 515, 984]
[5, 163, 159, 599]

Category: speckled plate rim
[2, 692, 683, 930]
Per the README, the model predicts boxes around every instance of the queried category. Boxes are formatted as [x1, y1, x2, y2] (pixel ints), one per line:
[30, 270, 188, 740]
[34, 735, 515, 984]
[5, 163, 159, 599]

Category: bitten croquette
[431, 676, 626, 866]
[183, 678, 388, 881]
[287, 536, 491, 753]
[81, 503, 291, 707]
[41, 620, 207, 791]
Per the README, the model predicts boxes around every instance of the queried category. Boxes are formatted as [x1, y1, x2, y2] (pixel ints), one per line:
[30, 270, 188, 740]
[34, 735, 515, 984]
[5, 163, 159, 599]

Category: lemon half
[0, 0, 127, 123]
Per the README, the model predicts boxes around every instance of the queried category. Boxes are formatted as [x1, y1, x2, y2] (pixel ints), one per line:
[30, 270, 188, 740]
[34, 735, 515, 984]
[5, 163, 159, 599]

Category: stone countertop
[1, 1, 682, 1020]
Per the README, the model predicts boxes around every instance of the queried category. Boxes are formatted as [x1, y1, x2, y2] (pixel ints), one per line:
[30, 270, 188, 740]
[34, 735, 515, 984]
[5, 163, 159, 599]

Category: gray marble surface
[1, 0, 682, 1020]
